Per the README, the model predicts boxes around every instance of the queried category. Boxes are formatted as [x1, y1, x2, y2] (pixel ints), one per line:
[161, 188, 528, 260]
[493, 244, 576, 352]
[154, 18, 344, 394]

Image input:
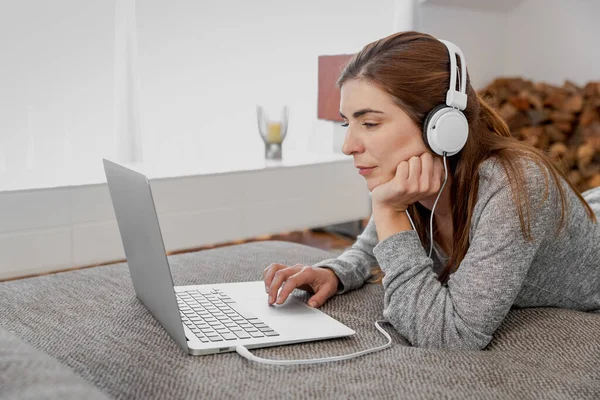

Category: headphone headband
[439, 39, 467, 110]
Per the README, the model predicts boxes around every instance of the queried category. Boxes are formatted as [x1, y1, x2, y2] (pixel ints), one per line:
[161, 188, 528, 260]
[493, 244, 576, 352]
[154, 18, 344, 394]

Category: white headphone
[422, 39, 469, 157]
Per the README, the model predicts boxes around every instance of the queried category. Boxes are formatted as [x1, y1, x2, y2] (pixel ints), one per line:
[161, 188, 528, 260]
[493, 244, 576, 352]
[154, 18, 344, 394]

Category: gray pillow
[0, 326, 110, 400]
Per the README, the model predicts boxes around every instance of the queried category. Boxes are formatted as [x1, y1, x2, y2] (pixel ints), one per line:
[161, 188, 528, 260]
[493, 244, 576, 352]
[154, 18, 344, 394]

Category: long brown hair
[337, 31, 597, 283]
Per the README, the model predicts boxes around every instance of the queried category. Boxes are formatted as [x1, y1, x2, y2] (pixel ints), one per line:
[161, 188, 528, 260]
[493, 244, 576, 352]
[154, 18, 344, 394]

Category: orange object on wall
[317, 54, 354, 122]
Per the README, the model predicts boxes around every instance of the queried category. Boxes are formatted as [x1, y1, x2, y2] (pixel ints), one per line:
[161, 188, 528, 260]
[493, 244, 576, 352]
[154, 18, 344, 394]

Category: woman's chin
[365, 178, 378, 192]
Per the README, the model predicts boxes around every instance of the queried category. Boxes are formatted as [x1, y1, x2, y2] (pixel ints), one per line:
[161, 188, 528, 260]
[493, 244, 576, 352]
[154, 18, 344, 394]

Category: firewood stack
[479, 78, 600, 192]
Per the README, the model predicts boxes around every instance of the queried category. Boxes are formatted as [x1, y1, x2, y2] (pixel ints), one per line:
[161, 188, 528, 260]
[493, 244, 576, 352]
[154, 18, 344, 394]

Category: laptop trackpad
[239, 297, 319, 318]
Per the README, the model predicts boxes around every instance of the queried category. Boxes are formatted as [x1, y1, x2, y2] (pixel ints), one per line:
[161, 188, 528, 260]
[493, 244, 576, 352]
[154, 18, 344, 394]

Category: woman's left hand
[371, 152, 445, 213]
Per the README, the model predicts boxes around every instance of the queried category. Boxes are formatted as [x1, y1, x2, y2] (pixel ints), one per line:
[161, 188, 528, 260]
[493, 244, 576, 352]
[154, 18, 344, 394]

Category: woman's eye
[341, 123, 349, 127]
[363, 123, 379, 128]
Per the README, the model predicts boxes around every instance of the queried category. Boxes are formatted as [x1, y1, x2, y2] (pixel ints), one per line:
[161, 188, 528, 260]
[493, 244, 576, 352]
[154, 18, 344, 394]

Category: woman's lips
[358, 167, 376, 176]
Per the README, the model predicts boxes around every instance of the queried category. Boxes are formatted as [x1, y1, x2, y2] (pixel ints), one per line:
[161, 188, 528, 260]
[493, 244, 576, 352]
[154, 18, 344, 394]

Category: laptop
[102, 159, 355, 356]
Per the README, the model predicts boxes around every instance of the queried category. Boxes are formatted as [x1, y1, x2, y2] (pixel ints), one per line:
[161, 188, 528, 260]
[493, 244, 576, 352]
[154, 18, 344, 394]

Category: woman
[263, 31, 600, 350]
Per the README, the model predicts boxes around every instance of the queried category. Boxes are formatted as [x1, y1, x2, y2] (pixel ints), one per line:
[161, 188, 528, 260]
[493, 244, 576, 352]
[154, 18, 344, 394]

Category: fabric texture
[313, 157, 600, 350]
[0, 326, 111, 400]
[1, 240, 599, 399]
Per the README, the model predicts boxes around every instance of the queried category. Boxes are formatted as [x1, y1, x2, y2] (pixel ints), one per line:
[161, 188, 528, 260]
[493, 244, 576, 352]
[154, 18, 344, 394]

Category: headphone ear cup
[422, 104, 449, 152]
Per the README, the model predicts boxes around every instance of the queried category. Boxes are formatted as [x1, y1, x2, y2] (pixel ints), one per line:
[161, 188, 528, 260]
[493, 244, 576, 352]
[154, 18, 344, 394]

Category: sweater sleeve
[373, 160, 557, 350]
[312, 215, 379, 293]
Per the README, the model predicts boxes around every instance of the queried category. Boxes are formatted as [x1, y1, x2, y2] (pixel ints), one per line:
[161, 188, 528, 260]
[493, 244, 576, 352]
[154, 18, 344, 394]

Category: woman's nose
[342, 128, 362, 155]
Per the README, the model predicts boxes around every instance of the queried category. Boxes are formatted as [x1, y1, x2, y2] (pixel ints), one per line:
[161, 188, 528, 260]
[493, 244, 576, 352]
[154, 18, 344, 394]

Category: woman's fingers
[394, 160, 410, 187]
[407, 156, 422, 187]
[274, 268, 313, 305]
[267, 264, 303, 304]
[307, 281, 337, 308]
[263, 263, 288, 290]
[434, 156, 445, 190]
[420, 152, 433, 193]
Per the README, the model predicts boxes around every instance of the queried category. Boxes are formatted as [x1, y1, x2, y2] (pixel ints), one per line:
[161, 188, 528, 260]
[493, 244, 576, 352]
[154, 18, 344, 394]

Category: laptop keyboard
[177, 288, 280, 343]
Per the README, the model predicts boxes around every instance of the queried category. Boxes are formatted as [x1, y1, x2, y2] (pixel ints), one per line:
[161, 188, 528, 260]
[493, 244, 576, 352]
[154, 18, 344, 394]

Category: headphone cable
[428, 152, 449, 259]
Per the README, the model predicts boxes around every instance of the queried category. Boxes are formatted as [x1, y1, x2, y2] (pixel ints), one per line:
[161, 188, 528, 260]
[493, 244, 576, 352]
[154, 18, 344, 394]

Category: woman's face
[340, 79, 429, 192]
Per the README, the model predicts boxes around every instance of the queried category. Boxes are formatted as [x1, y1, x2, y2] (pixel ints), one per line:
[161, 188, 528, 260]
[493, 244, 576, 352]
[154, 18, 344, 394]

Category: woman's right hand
[262, 263, 340, 308]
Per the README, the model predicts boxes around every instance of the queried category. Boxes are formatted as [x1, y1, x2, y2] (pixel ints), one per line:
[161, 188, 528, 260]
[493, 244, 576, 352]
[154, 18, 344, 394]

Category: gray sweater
[313, 157, 600, 350]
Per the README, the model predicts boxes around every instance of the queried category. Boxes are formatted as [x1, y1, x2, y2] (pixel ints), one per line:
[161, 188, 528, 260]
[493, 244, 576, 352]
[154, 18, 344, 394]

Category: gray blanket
[1, 241, 599, 399]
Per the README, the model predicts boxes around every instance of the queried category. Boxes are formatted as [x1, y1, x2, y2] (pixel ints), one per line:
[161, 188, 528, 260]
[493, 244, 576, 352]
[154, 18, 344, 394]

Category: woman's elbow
[385, 314, 493, 350]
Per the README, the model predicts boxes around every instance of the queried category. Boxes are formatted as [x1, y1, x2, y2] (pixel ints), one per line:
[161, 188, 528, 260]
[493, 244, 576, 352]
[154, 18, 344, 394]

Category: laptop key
[233, 309, 257, 320]
[221, 333, 237, 341]
[264, 331, 280, 337]
[233, 331, 251, 339]
[249, 331, 264, 338]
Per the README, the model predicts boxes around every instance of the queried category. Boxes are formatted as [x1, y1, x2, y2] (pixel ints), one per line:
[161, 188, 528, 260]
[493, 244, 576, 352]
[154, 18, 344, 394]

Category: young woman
[263, 31, 600, 350]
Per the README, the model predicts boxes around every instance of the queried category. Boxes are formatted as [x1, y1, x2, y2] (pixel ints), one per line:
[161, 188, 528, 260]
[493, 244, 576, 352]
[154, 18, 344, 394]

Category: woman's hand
[371, 152, 445, 212]
[263, 263, 340, 307]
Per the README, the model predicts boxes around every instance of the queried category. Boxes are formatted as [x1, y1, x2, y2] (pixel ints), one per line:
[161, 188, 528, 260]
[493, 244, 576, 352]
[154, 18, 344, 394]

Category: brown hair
[337, 31, 597, 283]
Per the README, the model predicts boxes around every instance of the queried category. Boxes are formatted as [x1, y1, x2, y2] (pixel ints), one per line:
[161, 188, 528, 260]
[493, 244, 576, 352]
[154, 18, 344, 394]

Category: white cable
[405, 209, 417, 231]
[428, 152, 449, 259]
[235, 320, 392, 365]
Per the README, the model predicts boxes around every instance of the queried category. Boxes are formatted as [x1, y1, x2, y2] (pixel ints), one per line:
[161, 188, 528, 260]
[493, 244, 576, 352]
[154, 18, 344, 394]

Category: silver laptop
[102, 159, 355, 355]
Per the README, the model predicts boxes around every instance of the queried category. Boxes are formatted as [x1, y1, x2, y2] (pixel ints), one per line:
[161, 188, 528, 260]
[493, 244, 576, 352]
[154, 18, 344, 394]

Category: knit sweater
[313, 157, 600, 350]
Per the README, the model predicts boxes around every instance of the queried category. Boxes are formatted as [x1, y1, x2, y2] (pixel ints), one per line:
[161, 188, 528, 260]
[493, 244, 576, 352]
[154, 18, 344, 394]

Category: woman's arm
[312, 214, 380, 293]
[375, 162, 556, 350]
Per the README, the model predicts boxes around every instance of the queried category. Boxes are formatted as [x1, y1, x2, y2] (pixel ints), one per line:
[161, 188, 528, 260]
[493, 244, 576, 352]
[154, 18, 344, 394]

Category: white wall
[136, 0, 398, 163]
[0, 0, 398, 180]
[4, 1, 599, 184]
[504, 0, 600, 86]
[0, 0, 115, 175]
[418, 0, 600, 88]
[417, 4, 508, 89]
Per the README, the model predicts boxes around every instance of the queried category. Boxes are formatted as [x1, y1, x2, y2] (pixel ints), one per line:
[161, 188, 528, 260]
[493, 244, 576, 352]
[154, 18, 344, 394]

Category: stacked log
[479, 78, 600, 192]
